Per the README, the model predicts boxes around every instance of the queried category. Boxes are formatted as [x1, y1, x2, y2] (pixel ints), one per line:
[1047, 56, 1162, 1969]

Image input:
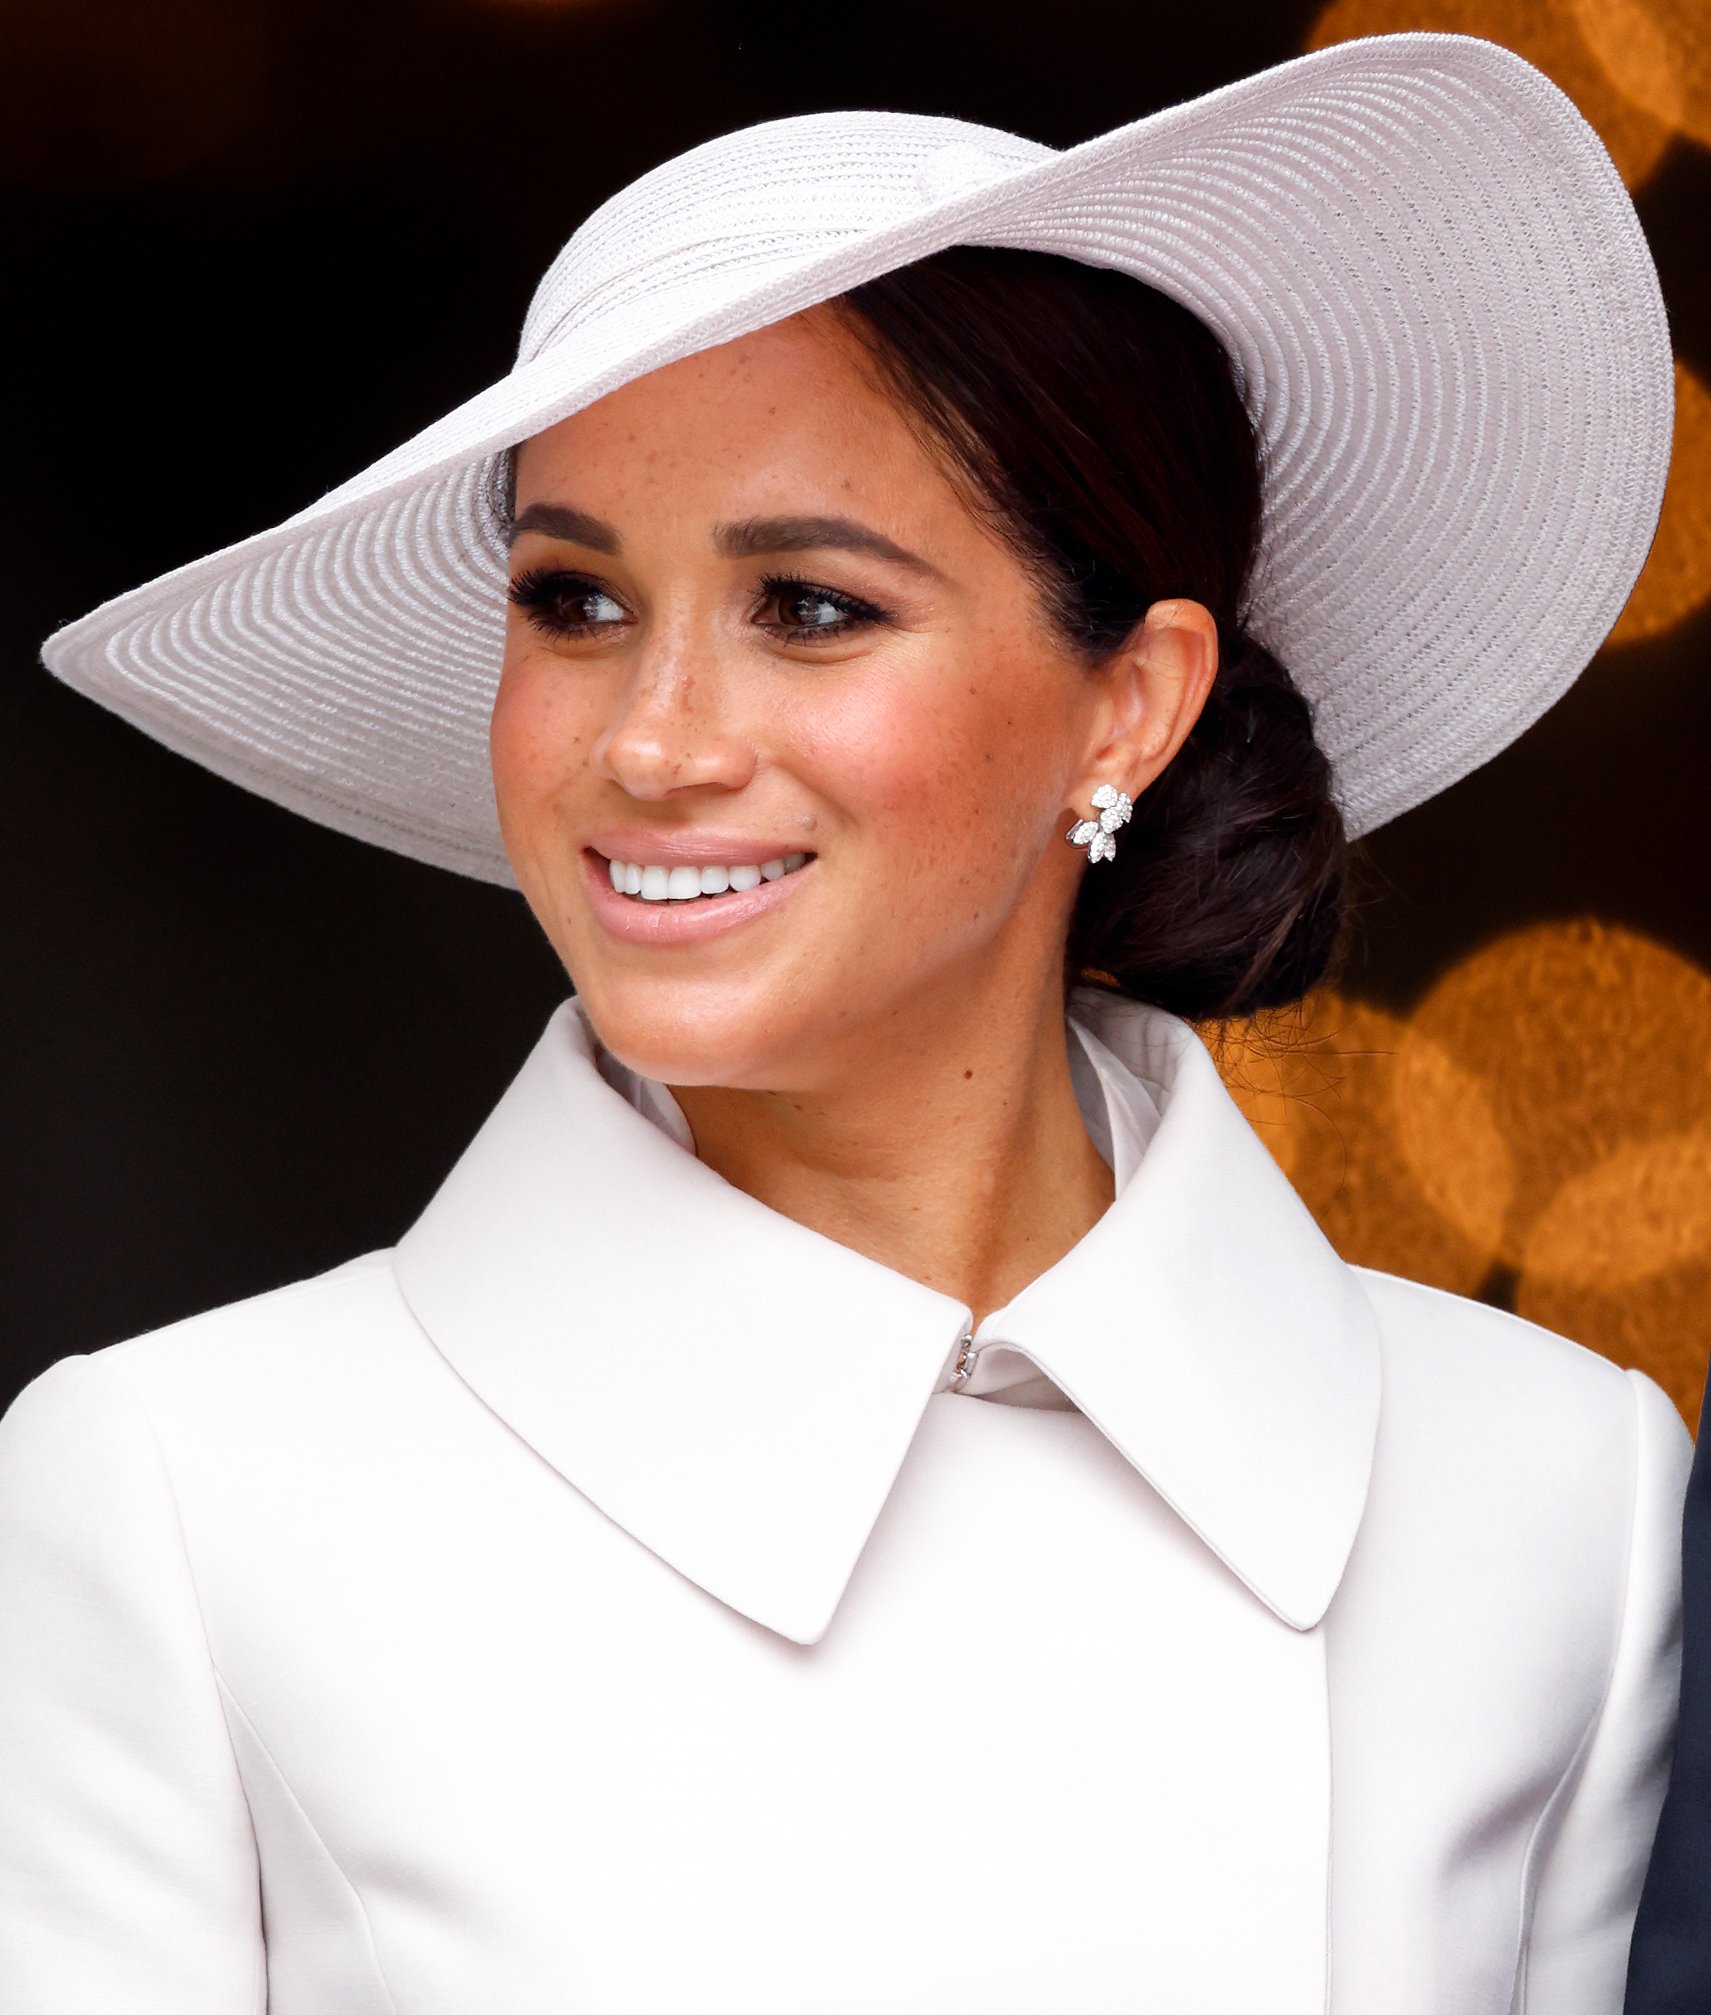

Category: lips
[604, 852, 812, 903]
[580, 844, 816, 946]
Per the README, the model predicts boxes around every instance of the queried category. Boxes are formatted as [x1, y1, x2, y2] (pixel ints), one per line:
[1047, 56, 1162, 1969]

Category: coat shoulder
[1348, 1262, 1689, 1476]
[1352, 1261, 1627, 1386]
[30, 1250, 422, 1427]
[0, 1253, 433, 1558]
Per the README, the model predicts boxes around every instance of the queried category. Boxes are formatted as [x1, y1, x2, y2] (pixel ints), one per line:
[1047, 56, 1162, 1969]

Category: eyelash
[755, 570, 890, 643]
[505, 566, 888, 646]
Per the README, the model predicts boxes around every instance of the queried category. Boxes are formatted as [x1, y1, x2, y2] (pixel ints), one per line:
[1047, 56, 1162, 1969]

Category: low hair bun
[1070, 625, 1348, 1022]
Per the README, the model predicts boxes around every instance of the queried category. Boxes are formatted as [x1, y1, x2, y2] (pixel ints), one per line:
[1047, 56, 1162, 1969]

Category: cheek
[791, 648, 1075, 896]
[489, 658, 598, 838]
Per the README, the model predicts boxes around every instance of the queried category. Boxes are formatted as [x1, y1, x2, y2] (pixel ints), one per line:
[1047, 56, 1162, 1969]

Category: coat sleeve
[0, 1353, 266, 2011]
[1624, 1353, 1711, 2015]
[1518, 1368, 1692, 2014]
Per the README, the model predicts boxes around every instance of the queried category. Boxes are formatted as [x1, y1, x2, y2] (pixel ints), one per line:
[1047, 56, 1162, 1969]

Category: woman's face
[493, 304, 1191, 1091]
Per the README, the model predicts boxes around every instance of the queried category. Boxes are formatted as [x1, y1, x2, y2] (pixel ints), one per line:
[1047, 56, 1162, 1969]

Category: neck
[672, 979, 1115, 1326]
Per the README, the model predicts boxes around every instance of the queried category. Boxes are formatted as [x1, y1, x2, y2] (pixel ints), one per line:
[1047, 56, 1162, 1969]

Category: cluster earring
[1066, 783, 1133, 863]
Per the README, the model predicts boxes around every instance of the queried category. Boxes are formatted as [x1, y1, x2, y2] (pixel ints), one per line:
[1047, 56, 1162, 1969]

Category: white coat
[0, 988, 1691, 2013]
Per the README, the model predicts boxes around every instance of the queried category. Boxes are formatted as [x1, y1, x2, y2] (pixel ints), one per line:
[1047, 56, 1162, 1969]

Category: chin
[570, 968, 821, 1091]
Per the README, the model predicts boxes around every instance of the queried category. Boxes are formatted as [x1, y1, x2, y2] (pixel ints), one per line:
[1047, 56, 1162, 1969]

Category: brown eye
[507, 567, 628, 640]
[769, 586, 851, 631]
[756, 572, 888, 644]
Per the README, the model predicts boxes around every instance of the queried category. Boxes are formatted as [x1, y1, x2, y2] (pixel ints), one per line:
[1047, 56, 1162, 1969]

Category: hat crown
[516, 109, 1054, 365]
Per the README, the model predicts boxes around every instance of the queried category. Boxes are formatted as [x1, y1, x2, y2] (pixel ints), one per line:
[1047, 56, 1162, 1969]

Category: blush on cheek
[788, 669, 980, 823]
[491, 665, 596, 815]
[489, 670, 539, 791]
[790, 660, 1070, 953]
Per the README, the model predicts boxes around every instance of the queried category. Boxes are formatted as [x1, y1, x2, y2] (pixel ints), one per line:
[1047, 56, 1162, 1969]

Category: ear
[1074, 598, 1219, 805]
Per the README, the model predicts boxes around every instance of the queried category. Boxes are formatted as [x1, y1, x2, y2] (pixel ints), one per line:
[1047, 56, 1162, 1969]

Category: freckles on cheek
[492, 671, 596, 817]
[821, 713, 1012, 937]
[798, 676, 969, 821]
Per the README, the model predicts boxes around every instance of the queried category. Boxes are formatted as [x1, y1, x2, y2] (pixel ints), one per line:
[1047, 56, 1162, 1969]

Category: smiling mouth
[598, 852, 815, 903]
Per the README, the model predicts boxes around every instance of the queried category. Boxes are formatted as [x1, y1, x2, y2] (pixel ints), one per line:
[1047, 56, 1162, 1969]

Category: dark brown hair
[826, 245, 1349, 1022]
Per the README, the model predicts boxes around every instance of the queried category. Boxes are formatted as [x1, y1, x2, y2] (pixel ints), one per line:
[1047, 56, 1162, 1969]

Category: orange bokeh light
[1520, 1252, 1711, 1428]
[1306, 0, 1677, 188]
[1517, 1121, 1711, 1426]
[1569, 0, 1711, 150]
[1397, 921, 1711, 1260]
[1210, 922, 1711, 1426]
[1609, 360, 1711, 647]
[1204, 991, 1496, 1297]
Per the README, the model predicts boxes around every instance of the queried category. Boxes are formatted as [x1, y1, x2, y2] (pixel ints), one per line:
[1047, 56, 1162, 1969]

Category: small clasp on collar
[948, 1330, 979, 1391]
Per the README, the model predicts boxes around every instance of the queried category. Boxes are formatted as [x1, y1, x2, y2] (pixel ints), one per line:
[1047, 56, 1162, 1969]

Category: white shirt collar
[589, 1006, 1159, 1413]
[394, 987, 1381, 1645]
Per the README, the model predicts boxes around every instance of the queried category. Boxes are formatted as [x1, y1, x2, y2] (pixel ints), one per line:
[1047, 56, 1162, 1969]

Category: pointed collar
[393, 989, 1380, 1644]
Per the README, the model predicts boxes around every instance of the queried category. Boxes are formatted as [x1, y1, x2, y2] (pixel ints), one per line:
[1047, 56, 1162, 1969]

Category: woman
[0, 30, 1689, 2015]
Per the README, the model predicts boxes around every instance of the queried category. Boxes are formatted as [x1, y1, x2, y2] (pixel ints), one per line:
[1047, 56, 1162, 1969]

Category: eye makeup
[753, 571, 891, 644]
[505, 565, 893, 647]
[507, 567, 626, 640]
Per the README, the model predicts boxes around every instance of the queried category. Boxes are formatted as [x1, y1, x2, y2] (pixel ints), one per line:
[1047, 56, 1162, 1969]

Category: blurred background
[3, 0, 1709, 1424]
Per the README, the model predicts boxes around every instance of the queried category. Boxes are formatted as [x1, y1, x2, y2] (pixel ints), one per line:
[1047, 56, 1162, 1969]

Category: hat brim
[39, 31, 1672, 876]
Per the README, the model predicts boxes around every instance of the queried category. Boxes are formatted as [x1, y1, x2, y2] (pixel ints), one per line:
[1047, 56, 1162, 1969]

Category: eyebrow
[509, 503, 621, 554]
[717, 514, 948, 584]
[507, 502, 947, 582]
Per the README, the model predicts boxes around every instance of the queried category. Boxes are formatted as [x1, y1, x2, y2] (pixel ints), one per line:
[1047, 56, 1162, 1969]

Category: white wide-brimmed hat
[39, 32, 1672, 875]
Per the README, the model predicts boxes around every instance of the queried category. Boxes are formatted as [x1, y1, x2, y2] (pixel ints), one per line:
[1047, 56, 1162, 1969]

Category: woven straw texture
[38, 32, 1672, 877]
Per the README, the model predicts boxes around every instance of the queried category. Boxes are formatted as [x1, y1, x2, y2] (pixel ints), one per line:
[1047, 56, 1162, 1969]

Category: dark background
[5, 0, 1710, 1416]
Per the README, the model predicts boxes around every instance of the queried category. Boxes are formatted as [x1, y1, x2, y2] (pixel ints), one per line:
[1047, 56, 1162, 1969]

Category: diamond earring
[1066, 784, 1133, 864]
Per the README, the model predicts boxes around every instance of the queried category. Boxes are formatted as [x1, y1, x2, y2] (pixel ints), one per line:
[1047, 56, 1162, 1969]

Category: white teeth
[606, 854, 812, 901]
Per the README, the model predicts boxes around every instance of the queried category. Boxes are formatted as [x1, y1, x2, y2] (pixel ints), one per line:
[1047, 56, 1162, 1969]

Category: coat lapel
[996, 990, 1382, 1628]
[393, 1000, 972, 1646]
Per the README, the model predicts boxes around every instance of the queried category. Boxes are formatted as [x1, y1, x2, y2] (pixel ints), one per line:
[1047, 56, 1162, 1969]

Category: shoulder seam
[1347, 1265, 1626, 1373]
[94, 1355, 253, 1794]
[214, 1676, 403, 2015]
[1508, 1368, 1644, 2011]
[91, 1351, 399, 2013]
[104, 1250, 398, 1361]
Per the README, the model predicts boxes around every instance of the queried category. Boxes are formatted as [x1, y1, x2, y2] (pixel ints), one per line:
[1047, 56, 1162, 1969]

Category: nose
[592, 645, 758, 801]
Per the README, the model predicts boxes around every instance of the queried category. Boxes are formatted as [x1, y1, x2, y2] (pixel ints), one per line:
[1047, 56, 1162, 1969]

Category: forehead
[517, 307, 905, 475]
